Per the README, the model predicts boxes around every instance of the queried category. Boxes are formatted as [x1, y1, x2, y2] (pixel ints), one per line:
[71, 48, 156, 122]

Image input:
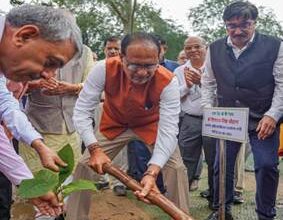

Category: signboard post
[202, 107, 249, 220]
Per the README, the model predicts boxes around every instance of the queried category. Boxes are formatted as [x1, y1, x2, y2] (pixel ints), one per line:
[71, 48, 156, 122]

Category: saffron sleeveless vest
[100, 57, 174, 145]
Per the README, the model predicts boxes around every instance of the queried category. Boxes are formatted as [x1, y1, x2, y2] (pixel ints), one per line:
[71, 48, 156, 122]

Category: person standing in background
[202, 2, 283, 219]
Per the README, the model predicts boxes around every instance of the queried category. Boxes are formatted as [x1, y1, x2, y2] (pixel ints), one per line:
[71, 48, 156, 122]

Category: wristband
[143, 170, 158, 180]
[88, 143, 101, 154]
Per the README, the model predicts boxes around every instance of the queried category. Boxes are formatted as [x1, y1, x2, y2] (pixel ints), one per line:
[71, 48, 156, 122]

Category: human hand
[31, 191, 63, 217]
[31, 139, 67, 172]
[43, 81, 79, 96]
[184, 67, 201, 86]
[134, 165, 161, 204]
[40, 77, 59, 90]
[88, 145, 111, 174]
[134, 174, 160, 204]
[256, 115, 276, 140]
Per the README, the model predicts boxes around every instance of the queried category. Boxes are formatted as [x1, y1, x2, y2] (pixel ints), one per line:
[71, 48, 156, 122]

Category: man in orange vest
[66, 32, 189, 220]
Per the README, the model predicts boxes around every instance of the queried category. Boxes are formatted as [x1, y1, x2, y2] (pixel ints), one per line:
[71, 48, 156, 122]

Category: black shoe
[208, 201, 217, 211]
[206, 211, 234, 220]
[233, 191, 244, 204]
[95, 181, 110, 190]
[200, 189, 210, 199]
[113, 185, 127, 196]
[55, 214, 65, 220]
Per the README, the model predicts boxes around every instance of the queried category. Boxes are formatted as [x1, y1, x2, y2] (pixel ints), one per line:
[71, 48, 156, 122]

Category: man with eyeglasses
[175, 36, 216, 208]
[202, 1, 283, 220]
[66, 32, 189, 220]
[126, 35, 180, 196]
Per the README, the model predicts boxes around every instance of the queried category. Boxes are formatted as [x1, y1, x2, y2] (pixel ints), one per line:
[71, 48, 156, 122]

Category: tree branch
[107, 1, 127, 24]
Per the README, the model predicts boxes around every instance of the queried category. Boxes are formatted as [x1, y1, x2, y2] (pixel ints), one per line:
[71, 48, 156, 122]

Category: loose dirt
[11, 170, 283, 220]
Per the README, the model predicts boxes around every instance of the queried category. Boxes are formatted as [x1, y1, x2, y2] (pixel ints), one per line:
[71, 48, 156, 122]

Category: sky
[1, 0, 283, 34]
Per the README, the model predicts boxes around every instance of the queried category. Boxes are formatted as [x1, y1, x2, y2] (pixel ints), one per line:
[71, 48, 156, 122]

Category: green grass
[129, 158, 283, 220]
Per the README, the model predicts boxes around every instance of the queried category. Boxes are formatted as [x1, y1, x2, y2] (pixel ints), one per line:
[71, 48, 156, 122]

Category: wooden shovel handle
[102, 163, 194, 220]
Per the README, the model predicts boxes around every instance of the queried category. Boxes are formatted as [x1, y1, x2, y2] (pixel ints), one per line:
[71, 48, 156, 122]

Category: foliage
[188, 0, 283, 43]
[18, 170, 58, 199]
[61, 179, 97, 197]
[10, 0, 25, 5]
[57, 143, 74, 186]
[135, 3, 187, 60]
[18, 144, 96, 199]
[10, 0, 186, 60]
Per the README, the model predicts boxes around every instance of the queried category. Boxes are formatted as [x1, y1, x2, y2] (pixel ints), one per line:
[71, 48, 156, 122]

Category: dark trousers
[213, 129, 279, 219]
[0, 172, 12, 220]
[127, 140, 166, 193]
[178, 114, 216, 197]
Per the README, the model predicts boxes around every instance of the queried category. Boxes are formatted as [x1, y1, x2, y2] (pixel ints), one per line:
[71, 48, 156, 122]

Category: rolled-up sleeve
[0, 76, 41, 145]
[148, 76, 180, 168]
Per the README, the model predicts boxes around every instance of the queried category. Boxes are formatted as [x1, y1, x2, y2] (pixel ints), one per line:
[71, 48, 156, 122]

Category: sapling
[18, 144, 96, 218]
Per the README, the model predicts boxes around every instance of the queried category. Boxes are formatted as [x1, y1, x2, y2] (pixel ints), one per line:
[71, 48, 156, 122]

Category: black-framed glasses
[225, 21, 255, 31]
[124, 58, 158, 72]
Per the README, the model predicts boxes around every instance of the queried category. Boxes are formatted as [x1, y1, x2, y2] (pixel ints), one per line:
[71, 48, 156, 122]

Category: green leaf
[18, 170, 58, 199]
[58, 144, 75, 186]
[61, 180, 97, 197]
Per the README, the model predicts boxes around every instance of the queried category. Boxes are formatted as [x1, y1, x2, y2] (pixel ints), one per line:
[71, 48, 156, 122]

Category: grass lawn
[131, 158, 283, 220]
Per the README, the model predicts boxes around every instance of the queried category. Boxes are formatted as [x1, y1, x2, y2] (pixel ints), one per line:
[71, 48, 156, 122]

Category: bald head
[184, 36, 206, 47]
[183, 36, 207, 65]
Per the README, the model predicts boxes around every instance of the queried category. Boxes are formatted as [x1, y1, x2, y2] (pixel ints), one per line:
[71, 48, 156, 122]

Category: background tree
[10, 0, 186, 60]
[188, 0, 283, 43]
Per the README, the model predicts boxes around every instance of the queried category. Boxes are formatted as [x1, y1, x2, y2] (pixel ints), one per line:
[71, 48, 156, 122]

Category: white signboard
[202, 107, 249, 143]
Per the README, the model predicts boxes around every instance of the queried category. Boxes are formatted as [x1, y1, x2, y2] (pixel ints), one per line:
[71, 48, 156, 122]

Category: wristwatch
[88, 143, 101, 154]
[143, 169, 158, 180]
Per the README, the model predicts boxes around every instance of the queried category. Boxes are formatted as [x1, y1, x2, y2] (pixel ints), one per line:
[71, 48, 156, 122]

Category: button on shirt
[174, 60, 203, 116]
[73, 60, 180, 168]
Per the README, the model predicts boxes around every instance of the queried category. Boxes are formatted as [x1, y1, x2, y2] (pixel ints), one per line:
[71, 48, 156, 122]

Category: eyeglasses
[184, 45, 205, 51]
[124, 59, 158, 72]
[225, 21, 255, 31]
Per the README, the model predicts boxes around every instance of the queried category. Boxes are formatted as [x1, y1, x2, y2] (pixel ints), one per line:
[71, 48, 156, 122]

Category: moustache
[233, 34, 246, 38]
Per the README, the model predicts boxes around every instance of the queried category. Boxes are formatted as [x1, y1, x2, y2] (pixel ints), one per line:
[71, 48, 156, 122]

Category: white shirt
[174, 60, 203, 116]
[0, 16, 36, 184]
[227, 33, 255, 59]
[0, 16, 42, 145]
[73, 60, 180, 168]
[201, 35, 283, 122]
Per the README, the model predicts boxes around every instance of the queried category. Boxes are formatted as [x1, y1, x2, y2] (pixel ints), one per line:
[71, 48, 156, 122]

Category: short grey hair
[6, 4, 82, 57]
